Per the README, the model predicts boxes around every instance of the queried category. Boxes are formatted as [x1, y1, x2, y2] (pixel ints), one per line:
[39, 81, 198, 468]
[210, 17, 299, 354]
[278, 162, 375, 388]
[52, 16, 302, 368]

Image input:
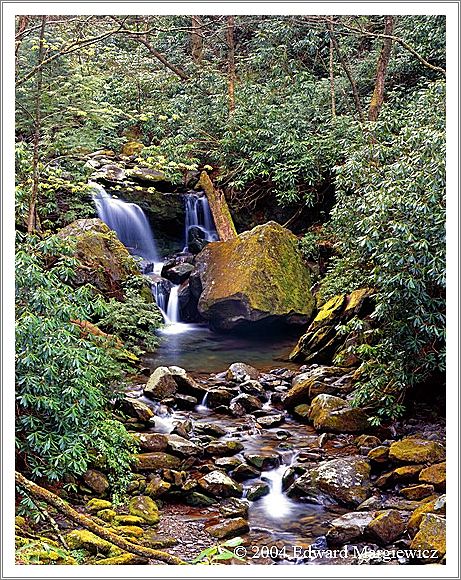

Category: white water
[260, 454, 298, 520]
[184, 193, 218, 250]
[195, 391, 210, 413]
[166, 286, 180, 323]
[91, 182, 159, 262]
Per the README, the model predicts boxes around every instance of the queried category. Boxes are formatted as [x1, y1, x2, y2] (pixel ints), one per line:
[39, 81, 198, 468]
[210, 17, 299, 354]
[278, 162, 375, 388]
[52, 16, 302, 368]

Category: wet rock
[288, 457, 371, 507]
[95, 164, 126, 182]
[166, 434, 200, 457]
[215, 457, 242, 471]
[135, 452, 182, 471]
[229, 401, 246, 417]
[83, 469, 109, 495]
[164, 263, 194, 285]
[367, 446, 389, 464]
[231, 393, 263, 413]
[204, 440, 244, 457]
[207, 388, 235, 408]
[410, 514, 446, 561]
[226, 362, 259, 382]
[392, 464, 425, 482]
[174, 394, 198, 409]
[326, 512, 375, 544]
[128, 495, 159, 525]
[244, 453, 280, 470]
[121, 398, 154, 422]
[231, 463, 261, 481]
[125, 167, 170, 186]
[220, 498, 249, 518]
[400, 484, 435, 501]
[144, 367, 178, 400]
[195, 422, 227, 437]
[185, 492, 216, 507]
[293, 404, 311, 420]
[194, 222, 315, 331]
[169, 366, 207, 398]
[205, 517, 249, 540]
[132, 432, 168, 452]
[256, 414, 284, 428]
[408, 495, 446, 533]
[240, 380, 266, 398]
[419, 462, 446, 489]
[86, 499, 112, 513]
[197, 470, 243, 498]
[245, 481, 270, 501]
[355, 435, 382, 448]
[367, 509, 406, 545]
[308, 394, 369, 433]
[388, 437, 445, 464]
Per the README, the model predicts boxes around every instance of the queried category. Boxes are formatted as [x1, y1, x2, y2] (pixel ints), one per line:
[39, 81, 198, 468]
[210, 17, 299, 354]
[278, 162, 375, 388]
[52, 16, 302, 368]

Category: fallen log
[197, 171, 237, 241]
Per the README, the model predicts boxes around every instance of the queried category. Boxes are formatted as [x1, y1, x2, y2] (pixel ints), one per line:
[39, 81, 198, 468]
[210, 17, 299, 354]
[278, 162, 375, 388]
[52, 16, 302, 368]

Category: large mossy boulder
[58, 218, 140, 296]
[191, 221, 315, 331]
[290, 288, 375, 364]
[307, 394, 369, 433]
[389, 437, 445, 464]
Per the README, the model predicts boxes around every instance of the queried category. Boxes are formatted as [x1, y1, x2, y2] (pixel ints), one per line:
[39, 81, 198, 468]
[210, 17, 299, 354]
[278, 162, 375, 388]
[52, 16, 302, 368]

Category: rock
[97, 509, 116, 522]
[410, 514, 446, 561]
[144, 367, 178, 400]
[166, 434, 200, 457]
[66, 530, 114, 554]
[174, 394, 198, 409]
[83, 469, 109, 495]
[115, 525, 144, 538]
[135, 452, 181, 471]
[419, 462, 446, 489]
[194, 222, 315, 331]
[204, 440, 244, 456]
[256, 414, 284, 428]
[195, 422, 227, 437]
[367, 509, 406, 545]
[86, 499, 112, 513]
[121, 398, 154, 422]
[231, 393, 263, 413]
[392, 464, 425, 481]
[220, 498, 249, 518]
[400, 484, 435, 500]
[288, 457, 371, 507]
[240, 380, 266, 398]
[197, 470, 243, 498]
[113, 515, 145, 526]
[367, 446, 389, 463]
[215, 457, 242, 471]
[307, 394, 369, 433]
[226, 363, 260, 382]
[121, 141, 144, 156]
[388, 437, 445, 464]
[126, 167, 170, 186]
[132, 433, 168, 452]
[187, 225, 208, 254]
[355, 435, 382, 448]
[293, 404, 311, 420]
[326, 512, 375, 544]
[244, 453, 280, 470]
[58, 219, 139, 295]
[185, 492, 216, 507]
[164, 263, 194, 285]
[231, 463, 261, 481]
[96, 163, 126, 182]
[128, 495, 159, 525]
[205, 517, 249, 540]
[408, 495, 446, 533]
[207, 388, 235, 408]
[245, 481, 270, 501]
[289, 288, 374, 363]
[144, 476, 171, 498]
[169, 366, 206, 398]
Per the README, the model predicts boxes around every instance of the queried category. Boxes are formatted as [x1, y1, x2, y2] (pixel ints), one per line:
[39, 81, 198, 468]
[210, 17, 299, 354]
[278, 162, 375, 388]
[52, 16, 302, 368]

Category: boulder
[231, 393, 262, 413]
[307, 394, 369, 433]
[244, 453, 280, 470]
[83, 469, 109, 495]
[388, 437, 445, 464]
[231, 463, 261, 481]
[367, 509, 406, 545]
[185, 492, 216, 507]
[128, 495, 159, 525]
[408, 494, 446, 533]
[164, 263, 194, 285]
[419, 462, 446, 489]
[410, 514, 446, 561]
[166, 434, 200, 457]
[132, 432, 168, 452]
[256, 414, 284, 428]
[245, 481, 270, 501]
[226, 363, 259, 382]
[126, 167, 170, 186]
[197, 470, 243, 498]
[86, 499, 112, 513]
[135, 452, 182, 471]
[367, 446, 390, 464]
[144, 476, 171, 498]
[400, 484, 435, 501]
[287, 457, 371, 507]
[204, 440, 244, 457]
[144, 367, 178, 400]
[326, 512, 375, 544]
[95, 164, 126, 182]
[220, 498, 249, 519]
[66, 530, 114, 554]
[193, 222, 315, 330]
[58, 219, 140, 296]
[205, 517, 249, 540]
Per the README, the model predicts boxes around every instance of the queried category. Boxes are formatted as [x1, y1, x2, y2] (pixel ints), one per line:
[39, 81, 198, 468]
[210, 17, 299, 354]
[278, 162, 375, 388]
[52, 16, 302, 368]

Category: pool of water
[144, 323, 304, 375]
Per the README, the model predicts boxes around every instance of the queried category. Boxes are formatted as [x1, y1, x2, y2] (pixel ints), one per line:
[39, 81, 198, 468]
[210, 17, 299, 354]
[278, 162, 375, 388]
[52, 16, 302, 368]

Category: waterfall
[196, 391, 210, 413]
[184, 193, 218, 250]
[260, 453, 297, 519]
[152, 282, 170, 320]
[166, 286, 180, 323]
[91, 182, 159, 263]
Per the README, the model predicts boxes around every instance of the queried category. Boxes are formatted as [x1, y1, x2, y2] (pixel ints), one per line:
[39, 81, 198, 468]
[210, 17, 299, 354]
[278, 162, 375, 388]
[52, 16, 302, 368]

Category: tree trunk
[226, 16, 236, 114]
[368, 16, 395, 121]
[328, 21, 364, 122]
[27, 15, 46, 233]
[190, 15, 203, 64]
[15, 472, 185, 565]
[328, 23, 336, 119]
[197, 172, 237, 241]
[15, 15, 29, 59]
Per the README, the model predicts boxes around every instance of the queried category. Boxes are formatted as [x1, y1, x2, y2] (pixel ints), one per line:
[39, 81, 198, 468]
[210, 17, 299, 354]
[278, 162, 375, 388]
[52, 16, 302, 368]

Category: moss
[410, 514, 446, 560]
[87, 498, 113, 513]
[389, 437, 445, 464]
[311, 294, 345, 328]
[65, 530, 115, 555]
[96, 509, 117, 522]
[113, 514, 145, 526]
[128, 495, 160, 525]
[94, 553, 147, 565]
[121, 141, 144, 156]
[16, 537, 77, 565]
[419, 462, 446, 488]
[112, 525, 144, 538]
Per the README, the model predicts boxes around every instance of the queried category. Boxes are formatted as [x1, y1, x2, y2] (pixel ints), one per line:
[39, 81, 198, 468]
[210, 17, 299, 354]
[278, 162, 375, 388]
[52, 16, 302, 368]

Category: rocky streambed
[72, 361, 446, 566]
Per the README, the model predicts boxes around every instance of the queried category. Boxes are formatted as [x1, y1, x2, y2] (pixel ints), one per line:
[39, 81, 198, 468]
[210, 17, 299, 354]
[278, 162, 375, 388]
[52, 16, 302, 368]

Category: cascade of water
[151, 281, 171, 323]
[91, 182, 159, 263]
[196, 391, 210, 413]
[166, 285, 180, 323]
[184, 193, 218, 250]
[260, 453, 298, 519]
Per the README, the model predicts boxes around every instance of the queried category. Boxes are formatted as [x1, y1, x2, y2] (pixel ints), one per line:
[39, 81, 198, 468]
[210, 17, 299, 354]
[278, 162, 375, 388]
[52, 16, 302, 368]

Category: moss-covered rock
[389, 437, 445, 464]
[410, 513, 446, 561]
[128, 495, 160, 525]
[65, 530, 115, 554]
[97, 509, 117, 522]
[113, 525, 144, 538]
[58, 218, 140, 296]
[400, 484, 435, 500]
[205, 517, 249, 540]
[367, 509, 406, 545]
[135, 452, 182, 471]
[15, 537, 77, 565]
[408, 494, 446, 534]
[193, 221, 314, 330]
[83, 469, 109, 495]
[121, 141, 144, 156]
[113, 515, 145, 526]
[419, 462, 446, 489]
[198, 470, 243, 498]
[307, 394, 369, 433]
[94, 553, 147, 565]
[87, 498, 113, 513]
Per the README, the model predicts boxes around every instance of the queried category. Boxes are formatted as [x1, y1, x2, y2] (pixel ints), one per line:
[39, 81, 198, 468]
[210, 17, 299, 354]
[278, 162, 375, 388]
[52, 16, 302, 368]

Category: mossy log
[15, 472, 185, 565]
[197, 171, 237, 241]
